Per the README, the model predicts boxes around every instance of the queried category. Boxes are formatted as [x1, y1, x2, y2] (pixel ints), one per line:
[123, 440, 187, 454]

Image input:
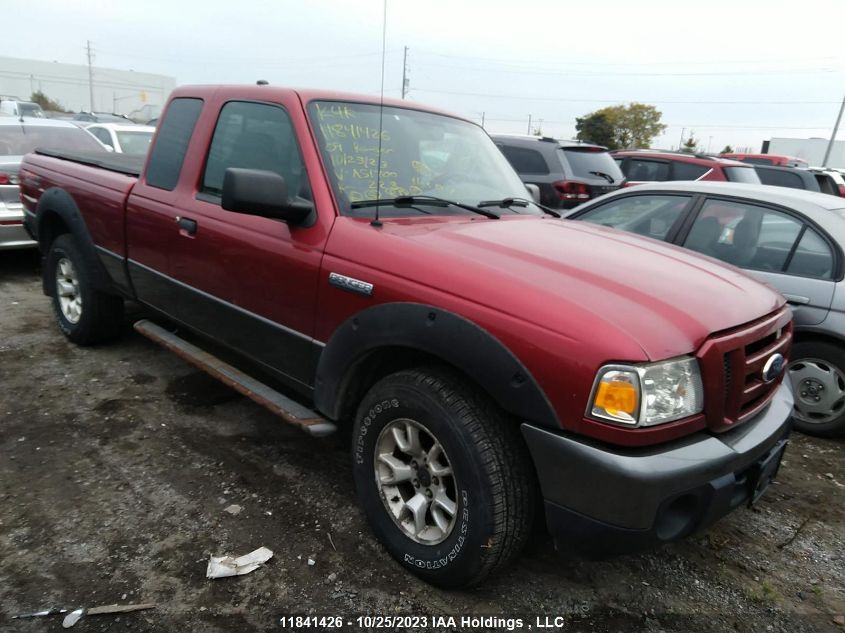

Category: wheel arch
[314, 303, 559, 429]
[36, 188, 113, 295]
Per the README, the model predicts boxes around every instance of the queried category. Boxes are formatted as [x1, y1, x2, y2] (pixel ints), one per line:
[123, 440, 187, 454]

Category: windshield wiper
[477, 197, 561, 218]
[350, 195, 500, 219]
[589, 171, 615, 184]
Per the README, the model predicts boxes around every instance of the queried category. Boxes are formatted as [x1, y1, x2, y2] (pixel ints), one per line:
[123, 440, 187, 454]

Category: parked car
[613, 150, 761, 185]
[1, 118, 105, 250]
[85, 123, 155, 154]
[491, 135, 624, 209]
[565, 181, 845, 436]
[809, 167, 845, 197]
[73, 112, 134, 124]
[721, 153, 809, 169]
[21, 86, 792, 587]
[0, 99, 45, 118]
[755, 164, 821, 192]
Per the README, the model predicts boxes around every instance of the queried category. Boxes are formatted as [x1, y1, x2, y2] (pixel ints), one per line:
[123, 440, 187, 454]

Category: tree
[575, 112, 615, 148]
[721, 144, 734, 154]
[681, 132, 699, 153]
[575, 103, 666, 149]
[30, 90, 66, 112]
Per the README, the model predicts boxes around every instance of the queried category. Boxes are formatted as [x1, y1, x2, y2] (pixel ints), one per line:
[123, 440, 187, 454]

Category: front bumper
[522, 381, 793, 552]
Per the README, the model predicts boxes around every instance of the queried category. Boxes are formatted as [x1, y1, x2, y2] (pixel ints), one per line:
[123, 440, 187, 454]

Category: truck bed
[34, 148, 144, 177]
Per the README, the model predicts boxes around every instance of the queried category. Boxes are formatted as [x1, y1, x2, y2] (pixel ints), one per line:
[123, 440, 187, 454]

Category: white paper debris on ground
[62, 608, 84, 628]
[206, 547, 273, 579]
[223, 504, 243, 515]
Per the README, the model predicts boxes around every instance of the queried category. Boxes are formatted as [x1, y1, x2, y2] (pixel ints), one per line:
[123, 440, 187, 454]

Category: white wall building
[0, 55, 176, 120]
[766, 137, 845, 169]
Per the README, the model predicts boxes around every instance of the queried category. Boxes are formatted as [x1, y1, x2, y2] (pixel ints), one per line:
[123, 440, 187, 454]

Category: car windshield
[116, 130, 154, 154]
[723, 166, 761, 184]
[561, 147, 624, 182]
[308, 100, 543, 217]
[0, 125, 105, 156]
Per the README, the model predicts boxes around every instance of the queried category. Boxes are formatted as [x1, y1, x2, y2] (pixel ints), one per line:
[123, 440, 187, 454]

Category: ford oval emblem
[762, 353, 785, 383]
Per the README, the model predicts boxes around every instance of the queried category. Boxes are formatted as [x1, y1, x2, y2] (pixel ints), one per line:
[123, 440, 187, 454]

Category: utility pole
[481, 112, 485, 129]
[822, 94, 845, 167]
[86, 40, 95, 112]
[401, 46, 409, 99]
[527, 114, 532, 135]
[678, 127, 686, 150]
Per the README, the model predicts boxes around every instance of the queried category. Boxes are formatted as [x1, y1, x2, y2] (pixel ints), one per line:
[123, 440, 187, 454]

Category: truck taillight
[553, 180, 591, 201]
[0, 172, 10, 185]
[839, 184, 845, 198]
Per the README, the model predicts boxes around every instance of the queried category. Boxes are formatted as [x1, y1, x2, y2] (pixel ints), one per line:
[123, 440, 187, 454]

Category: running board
[133, 319, 337, 437]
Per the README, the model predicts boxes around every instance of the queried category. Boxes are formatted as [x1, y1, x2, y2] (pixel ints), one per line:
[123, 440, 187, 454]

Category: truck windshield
[308, 100, 543, 217]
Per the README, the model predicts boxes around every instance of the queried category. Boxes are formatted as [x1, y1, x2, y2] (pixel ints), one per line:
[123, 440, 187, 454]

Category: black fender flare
[36, 187, 113, 294]
[314, 302, 559, 429]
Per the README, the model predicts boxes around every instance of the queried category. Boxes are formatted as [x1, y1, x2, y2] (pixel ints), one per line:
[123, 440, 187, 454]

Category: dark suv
[612, 150, 761, 186]
[492, 135, 624, 209]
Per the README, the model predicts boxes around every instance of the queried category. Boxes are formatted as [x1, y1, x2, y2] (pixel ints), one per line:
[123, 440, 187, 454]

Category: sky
[3, 0, 845, 153]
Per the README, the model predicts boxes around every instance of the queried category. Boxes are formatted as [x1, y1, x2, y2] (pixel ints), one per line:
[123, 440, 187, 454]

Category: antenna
[371, 0, 388, 228]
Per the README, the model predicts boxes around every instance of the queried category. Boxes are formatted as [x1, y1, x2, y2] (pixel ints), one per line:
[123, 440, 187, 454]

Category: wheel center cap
[417, 468, 432, 487]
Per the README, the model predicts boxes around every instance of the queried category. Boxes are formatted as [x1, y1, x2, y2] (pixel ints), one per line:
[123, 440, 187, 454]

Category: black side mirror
[221, 167, 312, 224]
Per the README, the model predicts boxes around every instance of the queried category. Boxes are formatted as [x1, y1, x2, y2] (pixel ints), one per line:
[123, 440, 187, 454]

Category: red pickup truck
[20, 85, 793, 588]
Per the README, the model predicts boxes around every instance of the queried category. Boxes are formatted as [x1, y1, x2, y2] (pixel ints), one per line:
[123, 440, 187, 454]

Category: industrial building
[0, 55, 176, 121]
[764, 137, 845, 169]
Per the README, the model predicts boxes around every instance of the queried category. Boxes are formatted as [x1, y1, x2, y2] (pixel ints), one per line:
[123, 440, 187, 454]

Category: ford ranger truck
[19, 86, 793, 588]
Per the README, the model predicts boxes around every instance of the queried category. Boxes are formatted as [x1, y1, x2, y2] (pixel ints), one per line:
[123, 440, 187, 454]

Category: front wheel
[788, 340, 845, 437]
[352, 367, 536, 588]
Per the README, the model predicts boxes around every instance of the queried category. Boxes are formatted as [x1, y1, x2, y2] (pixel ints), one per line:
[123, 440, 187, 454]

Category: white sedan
[85, 123, 155, 155]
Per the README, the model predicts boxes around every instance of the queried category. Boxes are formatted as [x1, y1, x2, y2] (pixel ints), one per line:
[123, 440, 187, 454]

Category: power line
[414, 87, 840, 105]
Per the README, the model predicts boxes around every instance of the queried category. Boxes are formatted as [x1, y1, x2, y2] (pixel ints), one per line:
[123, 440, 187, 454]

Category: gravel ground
[1, 249, 843, 633]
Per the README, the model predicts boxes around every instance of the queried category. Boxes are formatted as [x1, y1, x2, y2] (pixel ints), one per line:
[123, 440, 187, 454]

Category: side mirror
[221, 167, 312, 224]
[525, 183, 541, 203]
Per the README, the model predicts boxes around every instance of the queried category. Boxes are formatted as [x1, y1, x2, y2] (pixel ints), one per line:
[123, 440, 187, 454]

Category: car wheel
[352, 367, 536, 588]
[788, 340, 845, 437]
[46, 234, 124, 345]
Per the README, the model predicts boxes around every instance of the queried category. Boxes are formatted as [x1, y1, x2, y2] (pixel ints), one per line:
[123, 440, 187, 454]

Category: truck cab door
[164, 97, 330, 391]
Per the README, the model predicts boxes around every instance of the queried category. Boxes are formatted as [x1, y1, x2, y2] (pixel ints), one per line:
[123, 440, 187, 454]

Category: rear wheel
[788, 340, 845, 437]
[46, 234, 124, 345]
[351, 367, 536, 588]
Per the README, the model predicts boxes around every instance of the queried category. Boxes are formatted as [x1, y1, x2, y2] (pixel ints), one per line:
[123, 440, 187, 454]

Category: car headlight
[589, 356, 704, 426]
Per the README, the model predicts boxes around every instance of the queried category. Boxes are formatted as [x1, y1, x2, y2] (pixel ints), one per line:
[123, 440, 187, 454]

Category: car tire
[788, 340, 845, 437]
[46, 234, 124, 345]
[351, 366, 536, 588]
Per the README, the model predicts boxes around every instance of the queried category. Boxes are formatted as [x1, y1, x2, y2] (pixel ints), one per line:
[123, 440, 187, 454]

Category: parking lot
[0, 249, 842, 632]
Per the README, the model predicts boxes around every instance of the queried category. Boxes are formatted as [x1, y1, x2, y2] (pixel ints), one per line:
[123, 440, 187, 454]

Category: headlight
[589, 356, 704, 427]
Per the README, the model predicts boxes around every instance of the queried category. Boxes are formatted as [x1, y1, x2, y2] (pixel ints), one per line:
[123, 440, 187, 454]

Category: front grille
[698, 307, 792, 431]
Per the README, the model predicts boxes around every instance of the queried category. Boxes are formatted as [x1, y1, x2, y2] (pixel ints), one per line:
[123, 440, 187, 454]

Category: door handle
[783, 293, 810, 305]
[176, 216, 197, 235]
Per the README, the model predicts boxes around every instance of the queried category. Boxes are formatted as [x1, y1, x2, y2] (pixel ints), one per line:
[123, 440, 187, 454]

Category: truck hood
[347, 216, 785, 361]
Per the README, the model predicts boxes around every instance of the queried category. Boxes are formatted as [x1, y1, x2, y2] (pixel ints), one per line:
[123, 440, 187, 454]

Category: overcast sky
[4, 0, 845, 152]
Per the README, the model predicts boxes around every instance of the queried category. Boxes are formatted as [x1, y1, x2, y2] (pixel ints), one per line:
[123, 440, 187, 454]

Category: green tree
[721, 144, 734, 154]
[575, 103, 666, 149]
[681, 132, 699, 153]
[30, 90, 66, 112]
[575, 112, 616, 148]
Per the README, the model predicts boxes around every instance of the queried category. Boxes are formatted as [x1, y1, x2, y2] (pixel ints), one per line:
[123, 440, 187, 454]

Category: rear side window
[201, 101, 308, 201]
[626, 158, 669, 181]
[498, 145, 549, 175]
[672, 162, 710, 180]
[786, 228, 834, 279]
[562, 148, 624, 182]
[756, 168, 806, 189]
[723, 166, 760, 184]
[145, 97, 203, 191]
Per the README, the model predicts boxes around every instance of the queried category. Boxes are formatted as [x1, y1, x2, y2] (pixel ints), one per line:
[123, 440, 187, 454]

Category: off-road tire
[351, 366, 536, 588]
[46, 234, 124, 345]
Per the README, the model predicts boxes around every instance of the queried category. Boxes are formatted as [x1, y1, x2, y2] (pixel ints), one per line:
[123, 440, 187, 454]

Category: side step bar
[133, 319, 337, 437]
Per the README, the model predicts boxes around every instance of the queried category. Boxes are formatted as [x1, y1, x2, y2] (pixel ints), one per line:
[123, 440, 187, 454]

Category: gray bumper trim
[522, 381, 793, 530]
